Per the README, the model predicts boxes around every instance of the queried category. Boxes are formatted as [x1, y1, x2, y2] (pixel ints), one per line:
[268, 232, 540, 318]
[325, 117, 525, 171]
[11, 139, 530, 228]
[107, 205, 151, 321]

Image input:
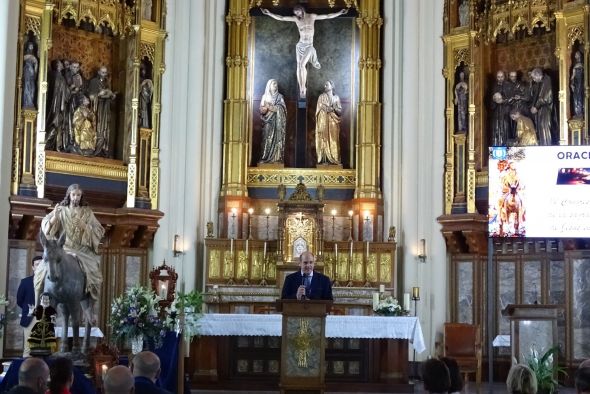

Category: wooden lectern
[277, 299, 332, 394]
[502, 304, 563, 363]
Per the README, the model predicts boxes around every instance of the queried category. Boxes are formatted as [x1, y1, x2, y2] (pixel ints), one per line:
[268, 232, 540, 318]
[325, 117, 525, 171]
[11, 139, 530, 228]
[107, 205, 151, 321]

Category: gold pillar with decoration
[558, 4, 589, 145]
[353, 0, 382, 241]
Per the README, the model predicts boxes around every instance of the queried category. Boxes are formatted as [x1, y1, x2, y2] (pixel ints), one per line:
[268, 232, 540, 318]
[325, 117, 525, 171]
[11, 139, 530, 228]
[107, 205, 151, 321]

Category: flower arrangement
[373, 295, 409, 316]
[109, 285, 165, 348]
[164, 290, 203, 341]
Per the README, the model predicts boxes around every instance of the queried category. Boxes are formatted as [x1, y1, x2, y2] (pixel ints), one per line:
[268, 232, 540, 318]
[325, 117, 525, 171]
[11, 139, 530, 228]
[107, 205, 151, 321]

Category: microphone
[301, 274, 308, 300]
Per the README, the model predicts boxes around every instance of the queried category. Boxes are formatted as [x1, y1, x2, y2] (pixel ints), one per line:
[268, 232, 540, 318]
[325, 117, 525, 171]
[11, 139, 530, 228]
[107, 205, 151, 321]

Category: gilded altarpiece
[441, 0, 590, 373]
[6, 0, 167, 356]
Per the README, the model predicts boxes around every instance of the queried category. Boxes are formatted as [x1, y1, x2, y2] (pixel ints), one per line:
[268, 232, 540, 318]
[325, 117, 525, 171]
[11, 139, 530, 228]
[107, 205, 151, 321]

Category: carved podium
[277, 299, 332, 394]
[502, 304, 563, 363]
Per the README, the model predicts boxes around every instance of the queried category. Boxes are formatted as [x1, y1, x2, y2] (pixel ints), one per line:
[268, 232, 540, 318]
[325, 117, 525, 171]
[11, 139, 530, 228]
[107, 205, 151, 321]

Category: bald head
[581, 359, 590, 369]
[18, 357, 49, 393]
[103, 366, 134, 394]
[131, 351, 161, 381]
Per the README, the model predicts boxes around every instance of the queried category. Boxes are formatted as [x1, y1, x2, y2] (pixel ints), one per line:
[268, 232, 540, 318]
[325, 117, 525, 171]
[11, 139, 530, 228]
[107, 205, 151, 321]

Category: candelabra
[348, 210, 353, 241]
[264, 208, 271, 240]
[411, 286, 421, 380]
[331, 209, 337, 241]
[247, 208, 254, 239]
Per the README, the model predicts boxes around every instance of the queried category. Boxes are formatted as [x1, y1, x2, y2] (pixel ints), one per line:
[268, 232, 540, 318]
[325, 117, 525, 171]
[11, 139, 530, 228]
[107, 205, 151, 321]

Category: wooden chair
[443, 323, 482, 385]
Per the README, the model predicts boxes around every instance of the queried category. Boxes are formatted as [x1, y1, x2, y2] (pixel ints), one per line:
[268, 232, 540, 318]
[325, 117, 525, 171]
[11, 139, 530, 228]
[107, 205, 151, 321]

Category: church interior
[0, 0, 589, 393]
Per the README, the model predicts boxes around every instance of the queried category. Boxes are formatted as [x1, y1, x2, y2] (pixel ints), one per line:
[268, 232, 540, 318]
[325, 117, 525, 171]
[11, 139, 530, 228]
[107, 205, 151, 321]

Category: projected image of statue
[497, 161, 526, 237]
[261, 5, 348, 99]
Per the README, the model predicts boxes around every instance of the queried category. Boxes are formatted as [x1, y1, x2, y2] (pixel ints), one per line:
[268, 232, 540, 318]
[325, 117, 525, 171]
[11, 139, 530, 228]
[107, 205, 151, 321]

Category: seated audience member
[576, 367, 590, 394]
[422, 358, 451, 394]
[131, 351, 173, 394]
[441, 357, 464, 394]
[581, 359, 590, 369]
[506, 363, 537, 394]
[103, 366, 134, 394]
[6, 358, 49, 394]
[47, 357, 74, 394]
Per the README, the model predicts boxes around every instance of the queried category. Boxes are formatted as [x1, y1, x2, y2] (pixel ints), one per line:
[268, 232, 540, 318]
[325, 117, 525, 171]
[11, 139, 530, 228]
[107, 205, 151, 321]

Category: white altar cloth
[198, 314, 426, 353]
[54, 327, 104, 338]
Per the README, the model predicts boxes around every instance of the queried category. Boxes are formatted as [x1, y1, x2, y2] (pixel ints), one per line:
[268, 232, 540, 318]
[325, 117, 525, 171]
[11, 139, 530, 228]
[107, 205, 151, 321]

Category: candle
[263, 241, 267, 258]
[101, 364, 108, 379]
[404, 293, 411, 311]
[245, 239, 249, 254]
[349, 241, 353, 257]
[160, 284, 168, 299]
[334, 243, 338, 258]
[412, 286, 420, 300]
[379, 284, 385, 293]
[372, 292, 380, 310]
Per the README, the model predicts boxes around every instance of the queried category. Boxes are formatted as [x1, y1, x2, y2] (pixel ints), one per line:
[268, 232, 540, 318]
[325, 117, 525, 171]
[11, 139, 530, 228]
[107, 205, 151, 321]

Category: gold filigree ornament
[293, 318, 312, 368]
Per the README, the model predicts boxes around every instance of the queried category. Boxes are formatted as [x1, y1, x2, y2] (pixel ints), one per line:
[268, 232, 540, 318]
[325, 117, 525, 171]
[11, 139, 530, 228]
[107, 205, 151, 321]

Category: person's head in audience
[581, 359, 590, 369]
[506, 363, 537, 394]
[48, 357, 74, 394]
[422, 358, 451, 393]
[103, 365, 134, 394]
[131, 351, 161, 382]
[576, 366, 590, 394]
[441, 357, 463, 393]
[17, 357, 49, 393]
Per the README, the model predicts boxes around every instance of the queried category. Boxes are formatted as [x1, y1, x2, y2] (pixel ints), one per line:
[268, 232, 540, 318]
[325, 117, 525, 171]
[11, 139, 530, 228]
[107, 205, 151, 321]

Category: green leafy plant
[164, 290, 203, 341]
[525, 346, 567, 393]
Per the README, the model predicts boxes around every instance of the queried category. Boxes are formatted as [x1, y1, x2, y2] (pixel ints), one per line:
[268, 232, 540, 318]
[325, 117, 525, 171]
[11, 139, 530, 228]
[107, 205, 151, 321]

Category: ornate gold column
[354, 0, 382, 202]
[555, 9, 570, 145]
[149, 23, 166, 209]
[221, 0, 249, 199]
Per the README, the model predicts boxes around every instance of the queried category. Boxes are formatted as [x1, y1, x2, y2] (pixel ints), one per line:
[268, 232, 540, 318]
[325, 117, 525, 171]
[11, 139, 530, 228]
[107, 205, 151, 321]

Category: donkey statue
[39, 231, 92, 354]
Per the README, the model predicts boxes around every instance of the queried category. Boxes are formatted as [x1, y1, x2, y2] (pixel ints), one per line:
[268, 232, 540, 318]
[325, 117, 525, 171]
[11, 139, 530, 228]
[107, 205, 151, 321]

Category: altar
[187, 314, 425, 392]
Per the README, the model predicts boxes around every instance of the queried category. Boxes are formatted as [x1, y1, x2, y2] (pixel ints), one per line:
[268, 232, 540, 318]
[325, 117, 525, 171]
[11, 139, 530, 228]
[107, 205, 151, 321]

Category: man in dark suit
[16, 255, 42, 357]
[131, 351, 172, 394]
[281, 251, 333, 300]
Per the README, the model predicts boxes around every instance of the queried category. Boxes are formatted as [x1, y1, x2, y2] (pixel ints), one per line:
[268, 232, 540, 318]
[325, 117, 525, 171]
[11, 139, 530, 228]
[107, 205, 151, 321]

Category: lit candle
[101, 364, 108, 379]
[379, 284, 385, 293]
[372, 292, 380, 310]
[404, 293, 411, 311]
[412, 287, 420, 300]
[160, 284, 167, 299]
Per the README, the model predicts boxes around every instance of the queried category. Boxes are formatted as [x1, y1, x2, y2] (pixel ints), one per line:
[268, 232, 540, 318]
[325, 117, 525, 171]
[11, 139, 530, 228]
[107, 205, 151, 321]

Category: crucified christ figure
[261, 5, 347, 99]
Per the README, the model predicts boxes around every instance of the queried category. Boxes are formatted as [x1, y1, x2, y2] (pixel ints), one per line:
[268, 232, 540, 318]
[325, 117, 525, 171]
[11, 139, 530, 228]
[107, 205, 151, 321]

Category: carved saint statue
[458, 0, 469, 27]
[88, 66, 116, 157]
[315, 80, 342, 165]
[454, 70, 468, 132]
[72, 95, 97, 155]
[45, 60, 70, 152]
[22, 41, 38, 109]
[510, 110, 538, 146]
[259, 79, 287, 164]
[261, 5, 348, 99]
[530, 68, 553, 146]
[139, 78, 153, 129]
[490, 70, 510, 146]
[571, 50, 584, 118]
[64, 61, 85, 151]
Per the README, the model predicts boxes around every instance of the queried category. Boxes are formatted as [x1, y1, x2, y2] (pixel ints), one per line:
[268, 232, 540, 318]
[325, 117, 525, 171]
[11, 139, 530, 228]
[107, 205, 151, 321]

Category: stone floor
[191, 381, 577, 393]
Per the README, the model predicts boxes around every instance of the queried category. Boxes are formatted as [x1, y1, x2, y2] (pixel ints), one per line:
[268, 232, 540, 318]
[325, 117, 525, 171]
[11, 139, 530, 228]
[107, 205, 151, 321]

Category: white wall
[153, 0, 225, 291]
[0, 0, 19, 356]
[382, 0, 446, 359]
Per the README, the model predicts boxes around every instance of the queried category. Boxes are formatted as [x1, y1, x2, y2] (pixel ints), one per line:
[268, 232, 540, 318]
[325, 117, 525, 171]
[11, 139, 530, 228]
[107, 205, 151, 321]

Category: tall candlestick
[366, 241, 369, 259]
[263, 241, 267, 258]
[334, 243, 338, 258]
[230, 238, 234, 256]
